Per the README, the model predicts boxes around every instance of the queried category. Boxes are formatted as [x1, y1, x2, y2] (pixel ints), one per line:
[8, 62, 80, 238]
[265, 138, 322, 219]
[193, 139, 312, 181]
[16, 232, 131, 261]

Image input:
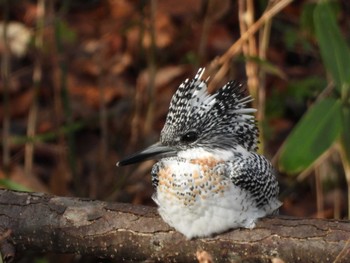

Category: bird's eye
[181, 131, 198, 143]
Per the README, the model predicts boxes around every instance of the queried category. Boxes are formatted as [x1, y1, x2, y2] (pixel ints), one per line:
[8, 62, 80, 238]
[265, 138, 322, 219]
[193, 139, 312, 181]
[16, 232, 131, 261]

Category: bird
[117, 68, 281, 239]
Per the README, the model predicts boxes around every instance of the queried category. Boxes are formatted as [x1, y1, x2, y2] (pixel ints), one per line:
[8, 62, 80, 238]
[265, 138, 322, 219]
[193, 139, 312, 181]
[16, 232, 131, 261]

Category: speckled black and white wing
[223, 152, 281, 214]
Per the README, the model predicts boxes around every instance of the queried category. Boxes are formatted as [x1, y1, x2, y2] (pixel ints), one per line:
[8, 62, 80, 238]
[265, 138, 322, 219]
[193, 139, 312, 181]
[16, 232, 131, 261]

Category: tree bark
[0, 189, 349, 263]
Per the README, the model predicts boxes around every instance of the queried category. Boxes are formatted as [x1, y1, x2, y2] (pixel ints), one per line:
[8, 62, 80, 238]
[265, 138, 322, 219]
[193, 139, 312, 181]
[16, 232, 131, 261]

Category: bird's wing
[217, 152, 281, 213]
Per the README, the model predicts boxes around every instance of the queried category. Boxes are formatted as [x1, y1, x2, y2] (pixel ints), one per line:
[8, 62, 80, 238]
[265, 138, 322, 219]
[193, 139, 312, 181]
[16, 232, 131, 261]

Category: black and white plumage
[160, 68, 258, 152]
[118, 68, 281, 239]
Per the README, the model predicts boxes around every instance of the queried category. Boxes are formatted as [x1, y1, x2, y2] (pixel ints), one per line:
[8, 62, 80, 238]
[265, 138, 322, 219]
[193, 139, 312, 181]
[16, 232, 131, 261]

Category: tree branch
[0, 189, 349, 262]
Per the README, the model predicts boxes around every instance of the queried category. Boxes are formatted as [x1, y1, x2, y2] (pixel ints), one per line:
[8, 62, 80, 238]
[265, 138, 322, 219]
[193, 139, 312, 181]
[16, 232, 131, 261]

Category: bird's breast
[154, 156, 230, 206]
[152, 154, 264, 238]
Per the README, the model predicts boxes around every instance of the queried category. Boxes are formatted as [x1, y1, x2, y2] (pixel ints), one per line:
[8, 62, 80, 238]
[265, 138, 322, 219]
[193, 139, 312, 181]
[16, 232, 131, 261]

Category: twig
[144, 0, 157, 136]
[257, 4, 272, 155]
[25, 0, 45, 177]
[338, 142, 350, 218]
[238, 0, 259, 99]
[197, 0, 212, 65]
[1, 0, 11, 174]
[315, 166, 324, 218]
[209, 0, 293, 88]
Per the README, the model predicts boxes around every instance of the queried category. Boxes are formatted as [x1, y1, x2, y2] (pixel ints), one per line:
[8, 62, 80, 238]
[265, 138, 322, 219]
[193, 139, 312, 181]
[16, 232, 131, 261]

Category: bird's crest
[160, 68, 258, 152]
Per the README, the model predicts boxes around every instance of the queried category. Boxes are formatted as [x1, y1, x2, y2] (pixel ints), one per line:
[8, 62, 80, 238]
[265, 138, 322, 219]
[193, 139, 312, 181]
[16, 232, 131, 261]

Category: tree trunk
[0, 189, 349, 263]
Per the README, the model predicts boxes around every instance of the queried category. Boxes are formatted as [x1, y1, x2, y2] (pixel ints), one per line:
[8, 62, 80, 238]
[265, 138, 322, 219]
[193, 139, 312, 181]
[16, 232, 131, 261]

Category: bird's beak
[117, 142, 177, 166]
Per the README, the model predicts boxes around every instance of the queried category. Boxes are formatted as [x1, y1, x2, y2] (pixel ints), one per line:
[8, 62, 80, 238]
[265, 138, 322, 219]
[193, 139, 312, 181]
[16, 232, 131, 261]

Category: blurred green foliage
[279, 1, 350, 173]
[279, 98, 342, 173]
[55, 20, 77, 44]
[0, 179, 31, 192]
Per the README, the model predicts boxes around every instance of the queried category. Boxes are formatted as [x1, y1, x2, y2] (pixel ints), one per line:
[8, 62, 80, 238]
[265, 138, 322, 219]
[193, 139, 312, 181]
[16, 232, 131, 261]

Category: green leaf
[279, 98, 342, 174]
[244, 56, 287, 79]
[314, 2, 350, 96]
[287, 77, 326, 103]
[55, 20, 77, 44]
[341, 107, 350, 162]
[10, 122, 84, 145]
[0, 179, 31, 192]
[301, 3, 317, 35]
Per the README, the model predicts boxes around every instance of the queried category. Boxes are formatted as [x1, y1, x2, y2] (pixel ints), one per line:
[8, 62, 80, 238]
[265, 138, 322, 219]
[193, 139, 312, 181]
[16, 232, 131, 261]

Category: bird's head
[117, 68, 258, 166]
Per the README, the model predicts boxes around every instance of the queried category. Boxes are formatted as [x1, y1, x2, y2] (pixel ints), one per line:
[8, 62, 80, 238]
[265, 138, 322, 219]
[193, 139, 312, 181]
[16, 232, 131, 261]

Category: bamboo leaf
[279, 98, 342, 173]
[243, 56, 287, 79]
[341, 107, 350, 162]
[314, 2, 350, 95]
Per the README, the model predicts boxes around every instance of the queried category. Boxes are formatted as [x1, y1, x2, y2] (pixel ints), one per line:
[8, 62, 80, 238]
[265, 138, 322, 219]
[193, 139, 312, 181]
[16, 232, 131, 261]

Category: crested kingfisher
[117, 68, 281, 239]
